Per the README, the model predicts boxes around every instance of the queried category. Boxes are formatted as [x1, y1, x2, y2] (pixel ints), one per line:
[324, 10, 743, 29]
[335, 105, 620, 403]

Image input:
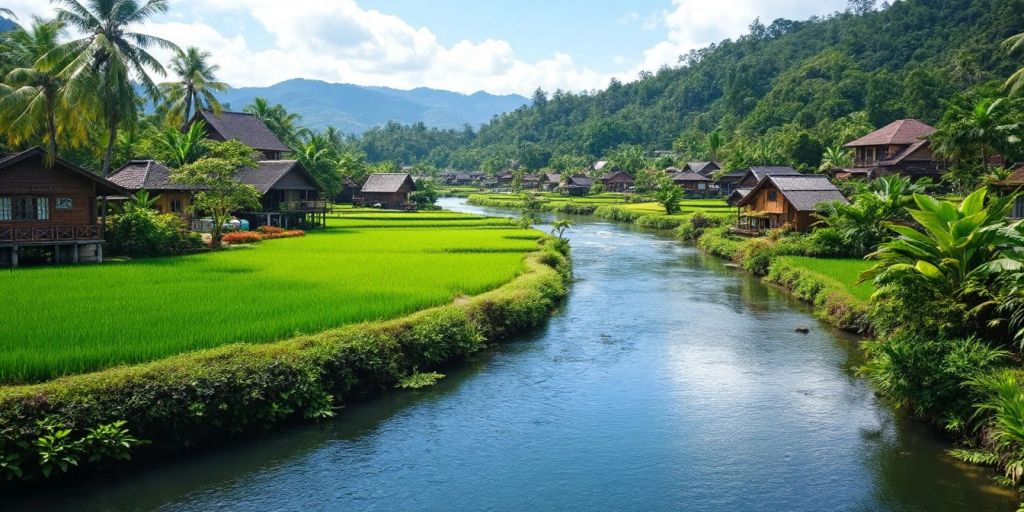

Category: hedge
[0, 241, 571, 484]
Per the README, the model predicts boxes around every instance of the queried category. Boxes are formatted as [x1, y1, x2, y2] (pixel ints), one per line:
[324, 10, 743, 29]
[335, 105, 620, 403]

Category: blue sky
[6, 0, 850, 95]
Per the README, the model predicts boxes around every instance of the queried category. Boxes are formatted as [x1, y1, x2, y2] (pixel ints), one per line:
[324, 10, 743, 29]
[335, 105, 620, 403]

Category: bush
[260, 230, 305, 240]
[257, 226, 284, 235]
[221, 232, 262, 245]
[0, 253, 569, 483]
[106, 206, 203, 257]
[634, 214, 684, 230]
[676, 212, 727, 241]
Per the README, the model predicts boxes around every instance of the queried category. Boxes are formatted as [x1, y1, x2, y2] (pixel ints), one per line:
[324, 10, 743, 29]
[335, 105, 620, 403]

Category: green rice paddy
[0, 210, 542, 384]
[776, 256, 876, 302]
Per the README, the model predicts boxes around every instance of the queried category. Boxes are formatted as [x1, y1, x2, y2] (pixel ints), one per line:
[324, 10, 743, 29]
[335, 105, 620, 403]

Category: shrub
[634, 214, 684, 230]
[106, 206, 203, 257]
[221, 232, 262, 245]
[260, 230, 305, 240]
[257, 226, 284, 234]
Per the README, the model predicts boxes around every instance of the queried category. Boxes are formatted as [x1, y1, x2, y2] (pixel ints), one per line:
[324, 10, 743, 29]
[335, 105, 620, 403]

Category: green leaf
[915, 260, 942, 279]
[959, 188, 987, 217]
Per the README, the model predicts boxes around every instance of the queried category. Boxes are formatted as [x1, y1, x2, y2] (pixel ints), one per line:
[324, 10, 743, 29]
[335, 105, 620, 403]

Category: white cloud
[6, 0, 850, 96]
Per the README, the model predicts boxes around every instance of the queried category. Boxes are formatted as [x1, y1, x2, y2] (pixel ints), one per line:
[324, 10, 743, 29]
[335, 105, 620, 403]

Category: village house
[562, 174, 593, 196]
[190, 110, 292, 160]
[841, 119, 948, 180]
[726, 166, 802, 205]
[599, 170, 634, 192]
[523, 173, 541, 189]
[496, 171, 515, 186]
[993, 165, 1024, 219]
[670, 170, 712, 198]
[357, 173, 417, 209]
[0, 148, 128, 267]
[715, 170, 746, 197]
[736, 174, 848, 232]
[681, 161, 721, 178]
[109, 159, 327, 230]
[541, 172, 562, 191]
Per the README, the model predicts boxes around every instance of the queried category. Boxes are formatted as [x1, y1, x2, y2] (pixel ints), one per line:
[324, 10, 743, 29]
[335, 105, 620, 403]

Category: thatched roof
[361, 173, 416, 193]
[196, 110, 291, 153]
[671, 170, 711, 182]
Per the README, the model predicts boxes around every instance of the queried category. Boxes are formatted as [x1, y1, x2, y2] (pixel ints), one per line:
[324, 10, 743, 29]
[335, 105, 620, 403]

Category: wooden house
[843, 119, 947, 179]
[190, 110, 292, 160]
[993, 165, 1024, 219]
[109, 159, 327, 229]
[726, 166, 801, 205]
[541, 172, 561, 191]
[682, 161, 721, 178]
[715, 170, 746, 197]
[108, 160, 200, 219]
[357, 173, 417, 209]
[0, 147, 128, 267]
[736, 174, 847, 232]
[523, 174, 541, 189]
[562, 174, 593, 196]
[496, 171, 515, 186]
[670, 170, 712, 198]
[599, 170, 634, 192]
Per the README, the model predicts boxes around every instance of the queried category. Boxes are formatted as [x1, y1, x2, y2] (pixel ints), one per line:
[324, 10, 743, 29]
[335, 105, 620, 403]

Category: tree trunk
[102, 119, 117, 177]
[45, 104, 57, 168]
[181, 89, 193, 131]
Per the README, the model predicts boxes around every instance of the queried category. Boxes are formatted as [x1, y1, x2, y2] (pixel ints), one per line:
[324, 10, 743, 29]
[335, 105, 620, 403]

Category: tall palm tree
[0, 17, 84, 164]
[159, 46, 227, 129]
[44, 0, 179, 177]
[244, 97, 302, 145]
[1005, 31, 1024, 97]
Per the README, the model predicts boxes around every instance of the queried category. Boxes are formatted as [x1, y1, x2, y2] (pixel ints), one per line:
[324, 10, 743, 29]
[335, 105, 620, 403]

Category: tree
[653, 172, 684, 215]
[931, 95, 1023, 173]
[604, 144, 648, 174]
[147, 120, 207, 167]
[295, 133, 341, 197]
[1005, 31, 1024, 96]
[409, 179, 438, 207]
[706, 130, 725, 161]
[159, 46, 227, 128]
[46, 0, 178, 178]
[171, 140, 262, 246]
[551, 220, 572, 240]
[0, 17, 83, 164]
[245, 97, 303, 146]
[818, 145, 854, 172]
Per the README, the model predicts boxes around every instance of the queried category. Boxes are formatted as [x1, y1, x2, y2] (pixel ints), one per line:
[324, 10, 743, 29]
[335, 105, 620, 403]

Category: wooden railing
[0, 224, 101, 243]
[278, 200, 329, 212]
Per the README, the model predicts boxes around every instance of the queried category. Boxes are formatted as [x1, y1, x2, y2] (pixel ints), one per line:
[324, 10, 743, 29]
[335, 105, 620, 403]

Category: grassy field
[467, 192, 733, 218]
[775, 256, 876, 302]
[0, 210, 542, 384]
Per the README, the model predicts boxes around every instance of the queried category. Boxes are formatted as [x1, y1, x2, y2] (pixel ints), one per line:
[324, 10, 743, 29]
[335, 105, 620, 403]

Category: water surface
[13, 198, 1014, 511]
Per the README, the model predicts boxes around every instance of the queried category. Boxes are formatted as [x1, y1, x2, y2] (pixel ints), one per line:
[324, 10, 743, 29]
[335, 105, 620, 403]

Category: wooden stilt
[72, 243, 79, 264]
[11, 245, 17, 268]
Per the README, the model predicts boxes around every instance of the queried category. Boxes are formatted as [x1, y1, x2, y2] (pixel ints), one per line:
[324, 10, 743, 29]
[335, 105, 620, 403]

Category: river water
[13, 198, 1015, 511]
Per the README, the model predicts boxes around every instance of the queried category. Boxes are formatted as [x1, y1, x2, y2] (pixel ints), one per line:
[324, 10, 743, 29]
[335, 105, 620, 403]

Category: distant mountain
[0, 16, 16, 32]
[214, 79, 529, 135]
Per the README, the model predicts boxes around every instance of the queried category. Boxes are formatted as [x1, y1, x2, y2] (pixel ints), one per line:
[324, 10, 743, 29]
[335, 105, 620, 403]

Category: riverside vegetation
[0, 209, 572, 483]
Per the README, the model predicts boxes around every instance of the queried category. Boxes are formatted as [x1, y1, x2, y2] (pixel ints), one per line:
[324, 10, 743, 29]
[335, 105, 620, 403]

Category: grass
[775, 256, 876, 302]
[0, 211, 542, 384]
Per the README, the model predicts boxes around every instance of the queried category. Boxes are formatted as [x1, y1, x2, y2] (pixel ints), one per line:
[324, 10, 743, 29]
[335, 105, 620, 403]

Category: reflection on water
[12, 198, 1015, 511]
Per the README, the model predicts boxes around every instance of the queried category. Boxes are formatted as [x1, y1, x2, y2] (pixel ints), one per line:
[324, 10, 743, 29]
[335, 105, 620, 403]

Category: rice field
[775, 256, 876, 302]
[1, 211, 543, 384]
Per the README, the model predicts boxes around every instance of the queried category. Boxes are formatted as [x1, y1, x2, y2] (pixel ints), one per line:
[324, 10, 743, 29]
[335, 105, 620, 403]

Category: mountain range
[215, 79, 529, 135]
[0, 16, 16, 32]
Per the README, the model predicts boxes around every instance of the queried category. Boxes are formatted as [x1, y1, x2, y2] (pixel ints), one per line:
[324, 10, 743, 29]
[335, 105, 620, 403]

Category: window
[1014, 197, 1024, 219]
[767, 190, 778, 201]
[698, 183, 706, 190]
[0, 198, 9, 221]
[9, 197, 49, 221]
[170, 199, 184, 213]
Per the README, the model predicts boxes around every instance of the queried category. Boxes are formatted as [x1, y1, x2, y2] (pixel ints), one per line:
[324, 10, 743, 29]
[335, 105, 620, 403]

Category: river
[12, 198, 1015, 511]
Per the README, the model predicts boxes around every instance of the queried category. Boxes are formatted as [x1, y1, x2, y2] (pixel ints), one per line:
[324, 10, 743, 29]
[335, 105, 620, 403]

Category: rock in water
[795, 326, 810, 334]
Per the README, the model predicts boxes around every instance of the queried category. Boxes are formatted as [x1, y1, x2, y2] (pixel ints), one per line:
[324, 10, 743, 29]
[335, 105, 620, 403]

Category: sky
[4, 0, 850, 96]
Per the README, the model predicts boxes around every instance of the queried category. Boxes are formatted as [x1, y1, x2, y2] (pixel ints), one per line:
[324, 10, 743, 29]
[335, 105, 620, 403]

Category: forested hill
[358, 0, 1024, 170]
[216, 79, 528, 134]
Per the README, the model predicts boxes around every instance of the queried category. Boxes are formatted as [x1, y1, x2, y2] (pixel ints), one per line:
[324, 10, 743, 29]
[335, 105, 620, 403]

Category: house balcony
[0, 224, 102, 246]
[277, 200, 330, 213]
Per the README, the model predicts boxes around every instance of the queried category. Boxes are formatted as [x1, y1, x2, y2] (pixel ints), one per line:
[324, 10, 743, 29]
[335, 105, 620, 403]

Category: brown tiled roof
[844, 119, 935, 148]
[109, 160, 206, 191]
[237, 160, 319, 194]
[197, 110, 291, 153]
[996, 166, 1024, 187]
[361, 173, 416, 193]
[0, 147, 128, 196]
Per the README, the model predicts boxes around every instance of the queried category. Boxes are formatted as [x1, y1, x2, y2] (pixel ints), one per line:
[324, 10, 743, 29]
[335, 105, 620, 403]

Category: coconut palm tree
[0, 17, 84, 165]
[244, 97, 302, 145]
[1005, 31, 1024, 96]
[159, 46, 227, 129]
[818, 145, 854, 173]
[43, 0, 179, 177]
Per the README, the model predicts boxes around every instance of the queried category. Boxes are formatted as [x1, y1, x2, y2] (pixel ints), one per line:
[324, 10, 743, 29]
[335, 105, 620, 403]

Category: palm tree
[1004, 31, 1024, 96]
[0, 17, 84, 164]
[932, 96, 1021, 172]
[151, 120, 207, 167]
[159, 46, 227, 129]
[0, 8, 16, 19]
[818, 145, 854, 173]
[705, 130, 724, 162]
[244, 97, 302, 145]
[44, 0, 179, 177]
